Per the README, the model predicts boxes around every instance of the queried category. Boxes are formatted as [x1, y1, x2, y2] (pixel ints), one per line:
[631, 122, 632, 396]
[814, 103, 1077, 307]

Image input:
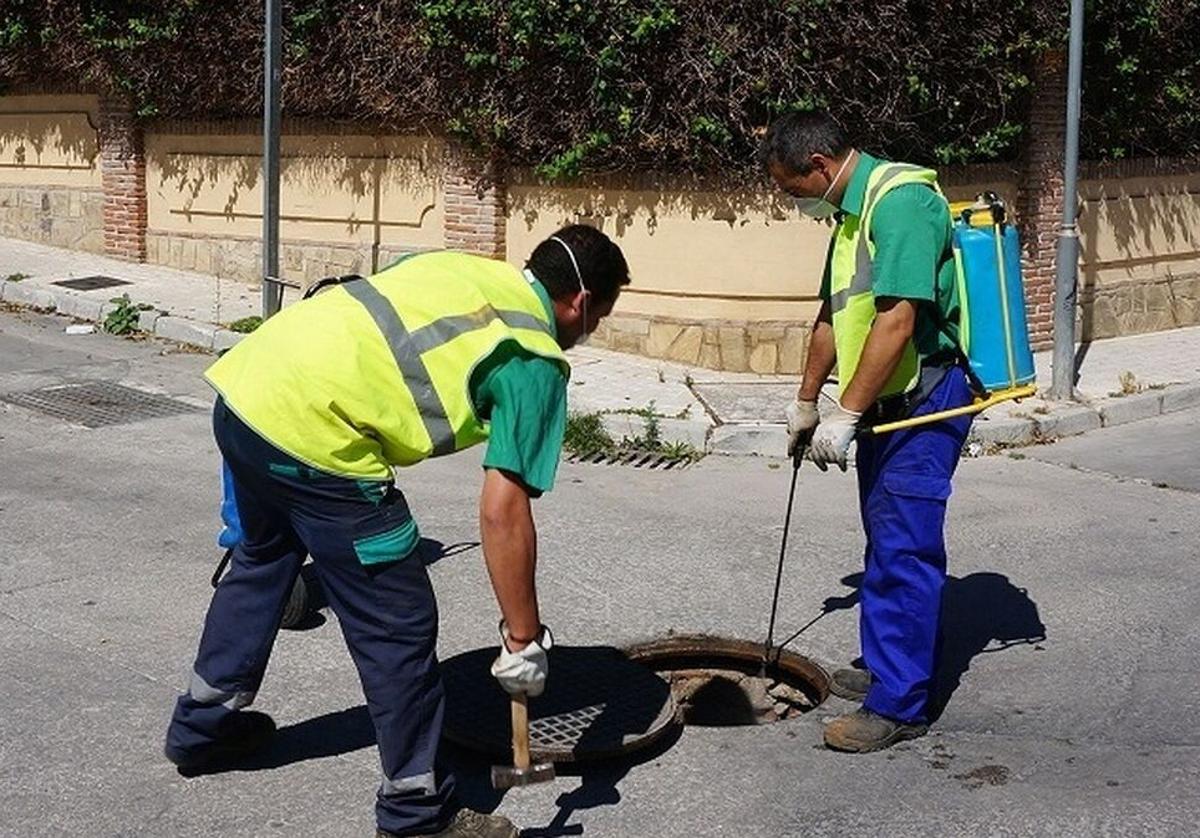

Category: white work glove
[809, 405, 863, 472]
[490, 621, 553, 697]
[785, 398, 820, 460]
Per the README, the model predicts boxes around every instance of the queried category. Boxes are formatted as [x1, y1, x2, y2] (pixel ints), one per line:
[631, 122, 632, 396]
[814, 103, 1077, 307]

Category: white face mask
[550, 235, 590, 346]
[794, 151, 854, 220]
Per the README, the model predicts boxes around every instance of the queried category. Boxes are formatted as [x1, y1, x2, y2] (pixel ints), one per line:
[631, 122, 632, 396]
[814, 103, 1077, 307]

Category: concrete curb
[597, 412, 711, 451]
[3, 283, 1198, 457]
[708, 423, 789, 457]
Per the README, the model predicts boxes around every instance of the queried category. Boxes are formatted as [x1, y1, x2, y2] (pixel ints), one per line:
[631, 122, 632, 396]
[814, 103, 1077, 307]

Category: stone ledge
[53, 292, 109, 322]
[213, 329, 245, 353]
[1161, 383, 1200, 414]
[709, 423, 789, 457]
[1033, 406, 1102, 439]
[2, 281, 59, 310]
[969, 415, 1037, 448]
[1098, 390, 1165, 428]
[154, 316, 216, 349]
[598, 413, 711, 451]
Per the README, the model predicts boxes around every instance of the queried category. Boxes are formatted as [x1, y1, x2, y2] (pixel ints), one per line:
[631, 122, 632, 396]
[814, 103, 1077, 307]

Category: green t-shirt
[469, 277, 567, 496]
[819, 152, 960, 364]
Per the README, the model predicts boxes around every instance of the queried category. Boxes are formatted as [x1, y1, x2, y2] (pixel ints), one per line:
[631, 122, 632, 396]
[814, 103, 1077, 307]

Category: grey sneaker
[378, 809, 519, 838]
[829, 667, 871, 701]
[823, 708, 928, 753]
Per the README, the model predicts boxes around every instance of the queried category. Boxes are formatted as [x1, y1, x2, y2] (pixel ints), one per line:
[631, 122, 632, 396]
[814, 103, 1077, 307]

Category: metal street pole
[262, 0, 283, 318]
[1050, 0, 1084, 400]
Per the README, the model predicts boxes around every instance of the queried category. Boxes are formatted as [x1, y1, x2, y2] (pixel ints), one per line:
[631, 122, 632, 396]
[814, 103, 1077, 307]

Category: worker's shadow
[931, 571, 1046, 719]
[779, 570, 1045, 719]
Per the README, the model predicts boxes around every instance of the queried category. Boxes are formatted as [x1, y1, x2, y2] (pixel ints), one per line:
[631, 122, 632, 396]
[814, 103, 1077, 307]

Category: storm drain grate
[442, 645, 678, 762]
[52, 275, 132, 291]
[1, 381, 204, 428]
[564, 448, 698, 470]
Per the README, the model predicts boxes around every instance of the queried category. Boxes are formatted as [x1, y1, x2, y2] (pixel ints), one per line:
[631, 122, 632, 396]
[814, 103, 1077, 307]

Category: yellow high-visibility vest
[206, 252, 569, 479]
[829, 163, 943, 399]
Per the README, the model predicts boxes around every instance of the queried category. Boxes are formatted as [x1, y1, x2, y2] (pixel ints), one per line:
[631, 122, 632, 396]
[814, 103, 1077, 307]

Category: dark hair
[526, 224, 631, 304]
[759, 111, 851, 175]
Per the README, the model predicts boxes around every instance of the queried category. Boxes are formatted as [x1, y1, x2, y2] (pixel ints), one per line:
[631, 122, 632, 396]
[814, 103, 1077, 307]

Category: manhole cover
[624, 634, 830, 726]
[1, 381, 204, 428]
[52, 276, 132, 291]
[442, 645, 678, 762]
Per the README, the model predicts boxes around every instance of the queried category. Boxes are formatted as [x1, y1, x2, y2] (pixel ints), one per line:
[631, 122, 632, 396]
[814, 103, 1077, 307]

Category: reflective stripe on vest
[343, 279, 554, 457]
[829, 163, 942, 399]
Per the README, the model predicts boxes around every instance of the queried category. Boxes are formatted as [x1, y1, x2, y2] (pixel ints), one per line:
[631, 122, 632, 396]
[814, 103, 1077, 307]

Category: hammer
[491, 693, 555, 789]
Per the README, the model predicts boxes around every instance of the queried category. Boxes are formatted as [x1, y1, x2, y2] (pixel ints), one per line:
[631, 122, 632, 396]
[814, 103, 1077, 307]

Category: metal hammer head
[491, 761, 555, 789]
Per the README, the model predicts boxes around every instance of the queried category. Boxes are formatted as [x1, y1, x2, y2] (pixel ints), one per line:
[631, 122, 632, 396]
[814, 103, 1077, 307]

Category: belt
[860, 356, 958, 427]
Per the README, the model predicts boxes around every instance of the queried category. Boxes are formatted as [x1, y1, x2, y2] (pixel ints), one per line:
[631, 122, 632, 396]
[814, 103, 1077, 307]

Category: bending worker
[164, 225, 630, 838]
[761, 112, 973, 752]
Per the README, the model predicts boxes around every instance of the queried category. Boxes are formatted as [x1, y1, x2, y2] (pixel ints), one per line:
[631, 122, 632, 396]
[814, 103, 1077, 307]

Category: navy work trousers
[166, 399, 455, 836]
[855, 366, 973, 724]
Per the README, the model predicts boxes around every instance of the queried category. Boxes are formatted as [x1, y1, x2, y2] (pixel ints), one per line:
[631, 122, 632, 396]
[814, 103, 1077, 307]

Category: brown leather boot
[377, 809, 519, 838]
[829, 667, 871, 701]
[823, 708, 927, 753]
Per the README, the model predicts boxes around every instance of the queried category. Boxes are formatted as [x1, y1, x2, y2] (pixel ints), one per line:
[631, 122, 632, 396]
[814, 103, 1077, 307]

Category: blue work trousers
[166, 399, 455, 836]
[856, 366, 973, 724]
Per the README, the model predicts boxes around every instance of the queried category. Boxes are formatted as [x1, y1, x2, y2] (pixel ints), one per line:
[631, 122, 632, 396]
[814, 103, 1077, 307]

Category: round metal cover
[441, 645, 678, 762]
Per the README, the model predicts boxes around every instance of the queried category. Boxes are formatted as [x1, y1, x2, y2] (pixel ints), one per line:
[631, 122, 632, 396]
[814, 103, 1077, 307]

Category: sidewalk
[3, 236, 1198, 455]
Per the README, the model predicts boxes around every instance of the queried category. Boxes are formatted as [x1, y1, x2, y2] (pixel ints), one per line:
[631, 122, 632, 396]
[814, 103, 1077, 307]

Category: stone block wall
[146, 231, 424, 286]
[1080, 272, 1200, 340]
[593, 315, 810, 374]
[0, 186, 105, 253]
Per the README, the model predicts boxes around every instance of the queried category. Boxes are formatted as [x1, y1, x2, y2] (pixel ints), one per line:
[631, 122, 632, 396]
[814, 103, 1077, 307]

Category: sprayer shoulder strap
[928, 303, 989, 397]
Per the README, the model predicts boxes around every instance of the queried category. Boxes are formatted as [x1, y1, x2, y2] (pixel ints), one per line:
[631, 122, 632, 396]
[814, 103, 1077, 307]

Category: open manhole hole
[625, 635, 829, 726]
[442, 645, 678, 763]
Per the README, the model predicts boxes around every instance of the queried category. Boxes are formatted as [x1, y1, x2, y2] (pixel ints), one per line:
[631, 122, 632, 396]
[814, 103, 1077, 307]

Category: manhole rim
[622, 633, 831, 708]
[440, 645, 680, 764]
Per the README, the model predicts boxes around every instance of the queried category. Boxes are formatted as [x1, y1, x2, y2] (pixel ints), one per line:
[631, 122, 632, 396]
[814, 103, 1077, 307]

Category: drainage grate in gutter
[564, 448, 699, 470]
[52, 276, 133, 291]
[1, 381, 204, 428]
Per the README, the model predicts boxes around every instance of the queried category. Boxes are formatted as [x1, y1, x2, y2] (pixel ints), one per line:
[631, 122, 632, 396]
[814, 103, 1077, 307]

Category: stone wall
[3, 90, 1197, 372]
[146, 230, 422, 285]
[0, 185, 105, 253]
[0, 92, 105, 254]
[593, 315, 810, 374]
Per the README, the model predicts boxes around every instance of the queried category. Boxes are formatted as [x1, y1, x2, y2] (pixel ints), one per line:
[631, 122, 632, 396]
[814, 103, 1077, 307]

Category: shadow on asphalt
[779, 570, 1046, 720]
[444, 724, 685, 837]
[187, 707, 682, 838]
[932, 571, 1046, 719]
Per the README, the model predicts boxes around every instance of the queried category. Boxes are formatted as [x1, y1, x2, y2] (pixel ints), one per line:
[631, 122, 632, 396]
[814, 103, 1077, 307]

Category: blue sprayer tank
[950, 197, 1036, 392]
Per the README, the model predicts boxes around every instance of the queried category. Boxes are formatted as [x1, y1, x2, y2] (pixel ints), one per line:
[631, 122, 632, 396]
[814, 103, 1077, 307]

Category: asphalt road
[2, 307, 1198, 837]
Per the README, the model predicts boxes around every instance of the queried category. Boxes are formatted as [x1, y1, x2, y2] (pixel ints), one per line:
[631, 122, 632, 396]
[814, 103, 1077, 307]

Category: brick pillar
[443, 146, 506, 259]
[1016, 50, 1067, 350]
[98, 96, 147, 262]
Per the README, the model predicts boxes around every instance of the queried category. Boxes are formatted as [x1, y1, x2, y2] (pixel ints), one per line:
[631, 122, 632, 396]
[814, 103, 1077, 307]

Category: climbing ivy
[0, 2, 1193, 179]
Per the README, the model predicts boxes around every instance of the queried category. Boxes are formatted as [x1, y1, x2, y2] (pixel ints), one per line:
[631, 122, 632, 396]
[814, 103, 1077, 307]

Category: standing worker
[164, 225, 630, 838]
[761, 112, 973, 752]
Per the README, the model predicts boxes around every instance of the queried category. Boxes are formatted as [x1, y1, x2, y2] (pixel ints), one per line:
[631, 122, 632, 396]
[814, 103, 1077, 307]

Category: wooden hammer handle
[511, 693, 531, 770]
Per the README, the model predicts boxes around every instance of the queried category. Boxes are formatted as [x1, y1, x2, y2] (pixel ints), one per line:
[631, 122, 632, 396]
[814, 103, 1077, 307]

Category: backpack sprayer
[865, 191, 1037, 435]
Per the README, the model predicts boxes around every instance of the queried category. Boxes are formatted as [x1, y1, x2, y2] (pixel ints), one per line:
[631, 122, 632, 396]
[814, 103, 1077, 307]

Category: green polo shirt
[819, 152, 960, 363]
[469, 276, 567, 496]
